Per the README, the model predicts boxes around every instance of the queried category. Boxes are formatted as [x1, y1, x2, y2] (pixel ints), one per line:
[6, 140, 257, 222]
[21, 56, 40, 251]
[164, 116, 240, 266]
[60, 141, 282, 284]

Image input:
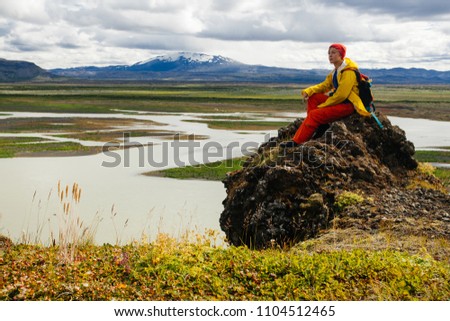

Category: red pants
[292, 93, 354, 144]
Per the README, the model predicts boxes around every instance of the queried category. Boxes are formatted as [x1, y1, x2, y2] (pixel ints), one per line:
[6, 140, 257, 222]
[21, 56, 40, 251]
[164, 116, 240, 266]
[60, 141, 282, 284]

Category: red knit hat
[329, 43, 346, 58]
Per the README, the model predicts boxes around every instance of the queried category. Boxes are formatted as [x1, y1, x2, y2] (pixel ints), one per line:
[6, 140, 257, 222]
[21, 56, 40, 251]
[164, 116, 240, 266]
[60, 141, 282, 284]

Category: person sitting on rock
[281, 43, 371, 148]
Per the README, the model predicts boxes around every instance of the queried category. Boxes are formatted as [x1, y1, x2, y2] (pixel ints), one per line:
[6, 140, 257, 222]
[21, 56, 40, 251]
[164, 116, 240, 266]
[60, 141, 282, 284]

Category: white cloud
[321, 0, 450, 18]
[0, 0, 49, 24]
[0, 0, 449, 70]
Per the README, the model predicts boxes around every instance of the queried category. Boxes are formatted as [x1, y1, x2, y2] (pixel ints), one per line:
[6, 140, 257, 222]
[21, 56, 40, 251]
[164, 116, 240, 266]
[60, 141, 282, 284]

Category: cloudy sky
[1, 0, 450, 70]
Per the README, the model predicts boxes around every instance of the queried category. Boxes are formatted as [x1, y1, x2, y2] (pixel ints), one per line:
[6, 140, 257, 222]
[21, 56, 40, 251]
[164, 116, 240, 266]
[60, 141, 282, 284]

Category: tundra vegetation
[0, 82, 449, 300]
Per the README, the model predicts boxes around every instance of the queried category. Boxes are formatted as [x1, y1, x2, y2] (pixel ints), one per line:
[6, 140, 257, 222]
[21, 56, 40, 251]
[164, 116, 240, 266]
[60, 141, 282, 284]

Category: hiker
[281, 43, 371, 147]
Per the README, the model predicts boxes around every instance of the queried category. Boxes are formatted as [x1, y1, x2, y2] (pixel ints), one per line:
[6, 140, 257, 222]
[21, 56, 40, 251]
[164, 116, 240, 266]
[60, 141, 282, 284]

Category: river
[0, 112, 449, 244]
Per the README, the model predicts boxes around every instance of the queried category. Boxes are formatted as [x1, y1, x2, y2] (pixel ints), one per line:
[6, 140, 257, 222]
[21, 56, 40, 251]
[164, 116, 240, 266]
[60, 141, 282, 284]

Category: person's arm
[317, 70, 355, 107]
[302, 73, 333, 97]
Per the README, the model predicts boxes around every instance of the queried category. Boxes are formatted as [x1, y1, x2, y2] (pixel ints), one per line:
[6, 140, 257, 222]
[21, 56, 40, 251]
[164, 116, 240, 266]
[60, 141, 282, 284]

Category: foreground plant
[1, 232, 449, 301]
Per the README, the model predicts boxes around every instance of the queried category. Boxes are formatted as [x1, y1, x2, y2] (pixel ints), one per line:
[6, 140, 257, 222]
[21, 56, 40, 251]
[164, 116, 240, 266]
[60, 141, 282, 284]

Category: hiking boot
[312, 124, 330, 139]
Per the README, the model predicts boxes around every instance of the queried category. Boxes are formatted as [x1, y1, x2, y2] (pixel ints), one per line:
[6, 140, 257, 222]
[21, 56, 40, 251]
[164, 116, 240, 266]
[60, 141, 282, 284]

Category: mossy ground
[1, 232, 449, 301]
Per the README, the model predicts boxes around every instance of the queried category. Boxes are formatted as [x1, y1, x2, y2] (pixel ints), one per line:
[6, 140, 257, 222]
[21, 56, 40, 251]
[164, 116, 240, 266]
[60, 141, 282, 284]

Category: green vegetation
[413, 150, 450, 189]
[0, 137, 99, 158]
[184, 119, 290, 130]
[1, 83, 450, 120]
[0, 117, 163, 157]
[197, 115, 253, 120]
[372, 85, 450, 121]
[413, 162, 449, 190]
[55, 130, 187, 142]
[415, 150, 450, 163]
[417, 162, 437, 176]
[146, 157, 245, 180]
[434, 168, 450, 188]
[406, 162, 449, 192]
[334, 191, 366, 211]
[1, 232, 449, 300]
[0, 117, 160, 133]
[0, 83, 302, 114]
[0, 137, 46, 157]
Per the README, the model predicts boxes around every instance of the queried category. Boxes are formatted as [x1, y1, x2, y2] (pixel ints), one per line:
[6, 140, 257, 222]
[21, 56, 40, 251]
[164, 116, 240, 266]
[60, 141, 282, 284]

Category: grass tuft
[334, 191, 366, 212]
[145, 157, 245, 181]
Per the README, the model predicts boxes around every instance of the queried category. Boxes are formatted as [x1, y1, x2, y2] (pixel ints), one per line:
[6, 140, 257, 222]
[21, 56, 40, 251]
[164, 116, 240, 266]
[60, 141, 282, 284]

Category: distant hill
[363, 67, 450, 84]
[2, 53, 450, 84]
[0, 58, 54, 82]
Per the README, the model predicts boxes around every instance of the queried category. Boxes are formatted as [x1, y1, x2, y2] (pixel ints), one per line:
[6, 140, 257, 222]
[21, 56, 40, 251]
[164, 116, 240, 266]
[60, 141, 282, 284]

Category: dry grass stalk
[55, 181, 97, 263]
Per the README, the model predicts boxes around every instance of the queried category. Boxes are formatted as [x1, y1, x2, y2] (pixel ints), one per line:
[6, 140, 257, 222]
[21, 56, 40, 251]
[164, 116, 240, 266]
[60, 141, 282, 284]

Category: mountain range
[49, 52, 326, 83]
[1, 52, 450, 84]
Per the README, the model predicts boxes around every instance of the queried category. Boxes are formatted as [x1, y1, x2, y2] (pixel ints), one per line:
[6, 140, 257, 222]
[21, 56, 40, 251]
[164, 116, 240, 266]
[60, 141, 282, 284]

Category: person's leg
[306, 93, 328, 113]
[292, 102, 354, 144]
[308, 102, 355, 125]
[292, 121, 317, 144]
[287, 93, 329, 145]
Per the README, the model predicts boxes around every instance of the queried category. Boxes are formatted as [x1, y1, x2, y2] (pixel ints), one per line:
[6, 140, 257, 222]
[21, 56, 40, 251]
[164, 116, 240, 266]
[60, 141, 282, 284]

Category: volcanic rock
[220, 112, 449, 249]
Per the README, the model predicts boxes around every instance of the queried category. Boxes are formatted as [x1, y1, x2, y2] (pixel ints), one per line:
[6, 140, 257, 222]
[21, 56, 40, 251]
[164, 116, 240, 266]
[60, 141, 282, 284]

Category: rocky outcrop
[220, 113, 449, 249]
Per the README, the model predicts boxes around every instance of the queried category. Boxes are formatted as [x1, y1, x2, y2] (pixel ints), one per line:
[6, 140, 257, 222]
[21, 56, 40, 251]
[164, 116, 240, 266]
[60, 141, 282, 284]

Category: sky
[1, 0, 450, 71]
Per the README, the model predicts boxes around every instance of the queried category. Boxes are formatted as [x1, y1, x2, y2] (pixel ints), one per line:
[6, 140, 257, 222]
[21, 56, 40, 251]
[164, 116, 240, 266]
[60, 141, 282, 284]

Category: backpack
[352, 70, 375, 112]
[349, 69, 383, 128]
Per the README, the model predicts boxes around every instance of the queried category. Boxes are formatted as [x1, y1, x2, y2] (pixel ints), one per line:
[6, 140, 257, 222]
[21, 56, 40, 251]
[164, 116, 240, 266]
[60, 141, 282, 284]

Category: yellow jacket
[302, 58, 371, 117]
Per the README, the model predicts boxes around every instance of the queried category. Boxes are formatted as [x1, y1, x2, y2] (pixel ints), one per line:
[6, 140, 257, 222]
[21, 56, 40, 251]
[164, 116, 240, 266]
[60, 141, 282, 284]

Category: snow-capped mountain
[134, 52, 236, 66]
[127, 52, 241, 73]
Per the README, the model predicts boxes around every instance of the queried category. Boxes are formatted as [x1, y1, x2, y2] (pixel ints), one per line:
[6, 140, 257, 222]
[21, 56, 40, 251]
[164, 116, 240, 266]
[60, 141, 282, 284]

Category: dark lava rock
[220, 112, 449, 249]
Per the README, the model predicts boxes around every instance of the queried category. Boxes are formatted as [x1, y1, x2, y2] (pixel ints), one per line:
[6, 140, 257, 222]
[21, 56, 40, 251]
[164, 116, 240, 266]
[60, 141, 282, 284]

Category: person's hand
[302, 92, 309, 101]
